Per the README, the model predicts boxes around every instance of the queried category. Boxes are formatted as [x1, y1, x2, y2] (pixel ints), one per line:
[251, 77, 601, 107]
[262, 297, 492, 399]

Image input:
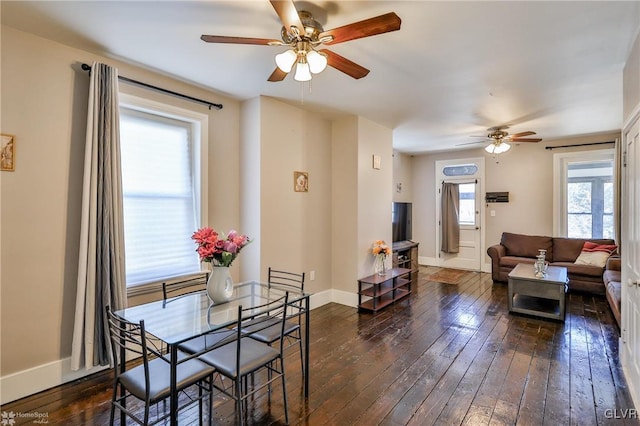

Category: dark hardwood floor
[2, 266, 638, 425]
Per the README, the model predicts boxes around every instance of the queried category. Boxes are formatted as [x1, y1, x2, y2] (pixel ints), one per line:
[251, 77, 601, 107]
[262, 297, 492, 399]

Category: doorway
[435, 158, 485, 271]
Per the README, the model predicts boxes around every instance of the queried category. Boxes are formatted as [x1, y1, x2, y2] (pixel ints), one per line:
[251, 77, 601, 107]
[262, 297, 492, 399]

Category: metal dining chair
[162, 274, 208, 301]
[162, 274, 237, 356]
[243, 268, 306, 376]
[105, 306, 216, 426]
[197, 293, 290, 425]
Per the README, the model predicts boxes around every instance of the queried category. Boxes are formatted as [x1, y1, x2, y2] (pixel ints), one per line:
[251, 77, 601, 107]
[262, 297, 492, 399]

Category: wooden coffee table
[508, 263, 569, 321]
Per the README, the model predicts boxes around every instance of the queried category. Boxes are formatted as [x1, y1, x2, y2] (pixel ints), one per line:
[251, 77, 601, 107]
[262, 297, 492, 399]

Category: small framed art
[294, 171, 309, 192]
[1, 134, 15, 171]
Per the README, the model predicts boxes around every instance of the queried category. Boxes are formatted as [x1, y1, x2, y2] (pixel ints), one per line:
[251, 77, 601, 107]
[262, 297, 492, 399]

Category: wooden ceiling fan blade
[320, 12, 401, 45]
[510, 138, 542, 142]
[510, 131, 536, 138]
[320, 49, 370, 79]
[270, 0, 304, 36]
[201, 35, 281, 45]
[268, 67, 288, 82]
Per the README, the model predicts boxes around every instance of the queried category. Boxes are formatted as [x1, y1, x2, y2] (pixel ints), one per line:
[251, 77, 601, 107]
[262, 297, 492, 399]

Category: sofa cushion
[552, 261, 605, 279]
[603, 269, 622, 285]
[501, 232, 553, 259]
[552, 237, 616, 262]
[575, 242, 618, 268]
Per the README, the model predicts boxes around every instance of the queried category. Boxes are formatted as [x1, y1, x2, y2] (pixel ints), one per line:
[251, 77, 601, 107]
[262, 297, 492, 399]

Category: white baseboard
[419, 256, 438, 266]
[0, 357, 108, 405]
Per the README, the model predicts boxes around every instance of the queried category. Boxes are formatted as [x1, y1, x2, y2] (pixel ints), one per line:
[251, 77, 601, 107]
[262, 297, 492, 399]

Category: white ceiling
[2, 1, 639, 153]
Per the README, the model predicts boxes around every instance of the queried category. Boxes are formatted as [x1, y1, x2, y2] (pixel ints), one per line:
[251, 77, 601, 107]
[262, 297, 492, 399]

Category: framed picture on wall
[1, 134, 15, 172]
[294, 171, 309, 192]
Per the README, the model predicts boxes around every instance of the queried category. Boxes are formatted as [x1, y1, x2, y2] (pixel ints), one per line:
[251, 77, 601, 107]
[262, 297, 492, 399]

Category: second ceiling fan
[463, 126, 542, 154]
[201, 0, 401, 82]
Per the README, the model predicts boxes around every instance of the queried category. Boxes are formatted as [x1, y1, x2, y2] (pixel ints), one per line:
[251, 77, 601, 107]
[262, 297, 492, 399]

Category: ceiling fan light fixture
[485, 141, 511, 154]
[294, 60, 312, 82]
[275, 49, 297, 73]
[307, 50, 327, 74]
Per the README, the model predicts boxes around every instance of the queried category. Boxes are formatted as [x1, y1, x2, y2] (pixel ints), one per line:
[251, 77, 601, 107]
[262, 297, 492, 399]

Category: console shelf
[392, 240, 419, 284]
[358, 267, 412, 312]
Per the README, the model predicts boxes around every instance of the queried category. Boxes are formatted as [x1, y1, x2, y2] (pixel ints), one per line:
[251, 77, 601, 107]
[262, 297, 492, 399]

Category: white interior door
[621, 114, 640, 402]
[436, 159, 484, 271]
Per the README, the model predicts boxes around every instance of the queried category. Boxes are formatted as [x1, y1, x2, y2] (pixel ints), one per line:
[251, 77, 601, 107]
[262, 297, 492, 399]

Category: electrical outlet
[310, 270, 316, 281]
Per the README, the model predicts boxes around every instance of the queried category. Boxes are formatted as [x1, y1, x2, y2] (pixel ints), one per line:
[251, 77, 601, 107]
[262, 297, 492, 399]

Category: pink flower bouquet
[191, 227, 251, 267]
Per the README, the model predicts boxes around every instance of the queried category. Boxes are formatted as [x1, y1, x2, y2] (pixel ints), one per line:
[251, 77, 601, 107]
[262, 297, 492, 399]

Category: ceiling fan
[200, 0, 401, 82]
[460, 126, 542, 154]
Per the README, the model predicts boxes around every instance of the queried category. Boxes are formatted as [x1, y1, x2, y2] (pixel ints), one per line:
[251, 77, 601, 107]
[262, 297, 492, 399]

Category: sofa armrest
[487, 244, 506, 282]
[606, 255, 621, 272]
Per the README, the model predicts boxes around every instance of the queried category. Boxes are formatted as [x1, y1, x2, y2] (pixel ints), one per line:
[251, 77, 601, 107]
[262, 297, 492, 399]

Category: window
[554, 150, 614, 239]
[458, 183, 476, 225]
[119, 95, 208, 287]
[443, 164, 478, 176]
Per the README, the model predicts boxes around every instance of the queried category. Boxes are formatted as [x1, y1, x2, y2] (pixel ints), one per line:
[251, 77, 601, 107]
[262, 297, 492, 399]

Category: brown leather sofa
[603, 256, 622, 327]
[487, 232, 617, 295]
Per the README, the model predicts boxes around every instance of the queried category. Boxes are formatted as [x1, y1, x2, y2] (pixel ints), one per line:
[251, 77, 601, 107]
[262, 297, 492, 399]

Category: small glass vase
[374, 255, 387, 276]
[206, 266, 234, 303]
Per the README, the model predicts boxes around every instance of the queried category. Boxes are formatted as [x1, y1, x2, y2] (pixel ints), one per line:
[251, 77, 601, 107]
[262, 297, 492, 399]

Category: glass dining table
[114, 280, 311, 426]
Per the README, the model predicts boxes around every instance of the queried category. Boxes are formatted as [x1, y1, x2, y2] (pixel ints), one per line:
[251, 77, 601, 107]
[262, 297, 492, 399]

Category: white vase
[207, 266, 234, 303]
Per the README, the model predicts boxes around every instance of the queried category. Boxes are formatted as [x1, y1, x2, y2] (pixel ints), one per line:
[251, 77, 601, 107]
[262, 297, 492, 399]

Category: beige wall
[409, 132, 621, 264]
[623, 27, 640, 121]
[254, 97, 333, 294]
[330, 116, 393, 292]
[0, 27, 240, 379]
[393, 150, 413, 202]
[331, 116, 360, 293]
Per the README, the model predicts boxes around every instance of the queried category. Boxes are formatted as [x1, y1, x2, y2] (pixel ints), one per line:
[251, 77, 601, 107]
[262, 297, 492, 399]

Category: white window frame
[119, 93, 208, 293]
[553, 148, 614, 237]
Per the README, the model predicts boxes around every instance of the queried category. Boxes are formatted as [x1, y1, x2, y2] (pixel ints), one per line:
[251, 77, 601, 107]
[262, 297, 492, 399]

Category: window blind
[120, 107, 200, 286]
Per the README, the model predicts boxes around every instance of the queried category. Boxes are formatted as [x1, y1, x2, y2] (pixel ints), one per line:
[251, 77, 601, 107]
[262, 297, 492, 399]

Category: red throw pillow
[574, 241, 618, 268]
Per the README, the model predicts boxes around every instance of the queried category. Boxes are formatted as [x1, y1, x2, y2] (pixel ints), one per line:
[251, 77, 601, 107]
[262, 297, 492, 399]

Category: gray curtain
[71, 62, 127, 371]
[441, 182, 460, 253]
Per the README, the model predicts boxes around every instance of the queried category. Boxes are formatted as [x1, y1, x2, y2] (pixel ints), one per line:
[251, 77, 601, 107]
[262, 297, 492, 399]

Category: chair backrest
[106, 306, 163, 400]
[162, 274, 207, 301]
[237, 293, 289, 353]
[268, 268, 305, 292]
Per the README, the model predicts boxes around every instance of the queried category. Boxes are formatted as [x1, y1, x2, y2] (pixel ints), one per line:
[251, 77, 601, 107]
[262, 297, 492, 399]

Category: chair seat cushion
[198, 337, 279, 379]
[241, 317, 300, 344]
[119, 354, 215, 402]
[178, 329, 236, 354]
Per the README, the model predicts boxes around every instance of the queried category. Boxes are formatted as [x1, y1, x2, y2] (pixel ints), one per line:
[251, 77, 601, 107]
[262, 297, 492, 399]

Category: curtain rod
[81, 63, 223, 110]
[545, 141, 614, 150]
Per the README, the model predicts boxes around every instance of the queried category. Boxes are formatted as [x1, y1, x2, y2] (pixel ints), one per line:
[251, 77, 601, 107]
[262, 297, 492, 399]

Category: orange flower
[372, 240, 391, 257]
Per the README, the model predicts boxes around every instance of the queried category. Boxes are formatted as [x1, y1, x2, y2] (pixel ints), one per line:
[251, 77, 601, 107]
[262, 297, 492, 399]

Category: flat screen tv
[392, 202, 412, 242]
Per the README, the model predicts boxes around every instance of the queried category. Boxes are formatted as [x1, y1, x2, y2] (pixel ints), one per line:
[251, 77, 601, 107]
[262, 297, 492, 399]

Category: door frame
[435, 157, 486, 271]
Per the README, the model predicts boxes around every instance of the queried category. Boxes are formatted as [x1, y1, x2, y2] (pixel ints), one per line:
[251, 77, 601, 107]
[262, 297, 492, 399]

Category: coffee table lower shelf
[510, 294, 563, 320]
